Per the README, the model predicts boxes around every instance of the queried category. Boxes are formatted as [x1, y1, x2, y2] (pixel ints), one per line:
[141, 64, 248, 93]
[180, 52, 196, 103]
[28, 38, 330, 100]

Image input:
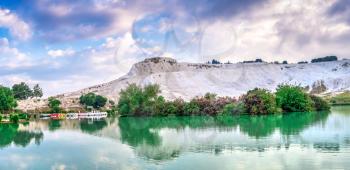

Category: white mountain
[18, 57, 350, 112]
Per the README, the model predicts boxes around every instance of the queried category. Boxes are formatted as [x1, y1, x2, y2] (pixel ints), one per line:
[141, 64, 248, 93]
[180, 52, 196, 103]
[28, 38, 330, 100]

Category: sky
[0, 0, 349, 97]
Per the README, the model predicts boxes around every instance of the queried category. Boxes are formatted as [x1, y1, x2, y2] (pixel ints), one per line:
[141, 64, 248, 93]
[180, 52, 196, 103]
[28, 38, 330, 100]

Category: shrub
[184, 101, 200, 115]
[204, 93, 217, 100]
[18, 113, 29, 120]
[0, 114, 2, 122]
[311, 56, 337, 63]
[241, 88, 278, 115]
[220, 102, 246, 115]
[171, 98, 185, 115]
[275, 84, 313, 112]
[10, 113, 19, 123]
[48, 97, 61, 113]
[191, 95, 236, 116]
[310, 95, 330, 111]
[162, 102, 179, 116]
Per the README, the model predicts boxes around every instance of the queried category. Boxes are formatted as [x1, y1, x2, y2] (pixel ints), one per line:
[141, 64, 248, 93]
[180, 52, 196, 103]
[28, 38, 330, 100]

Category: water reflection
[119, 112, 330, 145]
[80, 119, 108, 133]
[0, 107, 350, 169]
[0, 124, 43, 148]
[118, 111, 331, 160]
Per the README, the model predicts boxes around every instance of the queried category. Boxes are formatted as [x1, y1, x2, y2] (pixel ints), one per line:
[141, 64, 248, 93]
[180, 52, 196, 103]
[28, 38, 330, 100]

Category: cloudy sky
[0, 0, 349, 96]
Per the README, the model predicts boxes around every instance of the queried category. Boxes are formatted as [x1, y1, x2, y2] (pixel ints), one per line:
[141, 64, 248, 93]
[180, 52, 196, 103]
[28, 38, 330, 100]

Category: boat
[78, 112, 108, 119]
[66, 113, 79, 119]
[50, 113, 66, 120]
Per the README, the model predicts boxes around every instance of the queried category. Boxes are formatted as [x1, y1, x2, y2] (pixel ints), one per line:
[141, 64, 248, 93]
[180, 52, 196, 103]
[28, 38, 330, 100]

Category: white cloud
[0, 38, 34, 68]
[48, 48, 76, 58]
[0, 9, 32, 40]
[192, 0, 350, 63]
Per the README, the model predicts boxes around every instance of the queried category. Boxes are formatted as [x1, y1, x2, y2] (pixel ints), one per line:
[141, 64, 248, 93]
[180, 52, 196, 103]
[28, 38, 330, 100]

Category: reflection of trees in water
[80, 119, 108, 134]
[0, 124, 43, 148]
[118, 112, 330, 160]
[119, 112, 330, 144]
[48, 120, 61, 131]
[238, 111, 330, 138]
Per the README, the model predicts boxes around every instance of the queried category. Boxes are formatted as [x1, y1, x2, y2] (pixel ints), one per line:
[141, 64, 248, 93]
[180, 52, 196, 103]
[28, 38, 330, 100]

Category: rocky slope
[18, 57, 350, 112]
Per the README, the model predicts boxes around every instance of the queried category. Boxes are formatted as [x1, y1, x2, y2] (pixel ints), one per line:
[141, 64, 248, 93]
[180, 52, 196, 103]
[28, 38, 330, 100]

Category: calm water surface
[1, 106, 350, 170]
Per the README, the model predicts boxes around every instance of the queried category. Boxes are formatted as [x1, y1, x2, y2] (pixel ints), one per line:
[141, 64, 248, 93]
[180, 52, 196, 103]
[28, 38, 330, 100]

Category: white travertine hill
[18, 57, 350, 111]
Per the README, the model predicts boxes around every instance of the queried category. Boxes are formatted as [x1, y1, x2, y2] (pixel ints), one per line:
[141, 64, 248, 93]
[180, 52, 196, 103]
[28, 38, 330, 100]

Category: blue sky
[0, 0, 349, 96]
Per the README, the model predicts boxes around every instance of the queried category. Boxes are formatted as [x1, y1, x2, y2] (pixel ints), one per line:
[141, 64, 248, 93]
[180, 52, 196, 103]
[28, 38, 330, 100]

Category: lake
[1, 106, 350, 170]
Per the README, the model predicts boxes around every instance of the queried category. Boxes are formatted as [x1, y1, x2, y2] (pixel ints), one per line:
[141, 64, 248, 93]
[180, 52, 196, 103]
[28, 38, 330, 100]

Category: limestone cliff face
[18, 57, 350, 112]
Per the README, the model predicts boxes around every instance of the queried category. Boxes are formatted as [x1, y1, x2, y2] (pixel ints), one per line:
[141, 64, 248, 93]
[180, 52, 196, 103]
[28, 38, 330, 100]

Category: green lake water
[1, 106, 350, 170]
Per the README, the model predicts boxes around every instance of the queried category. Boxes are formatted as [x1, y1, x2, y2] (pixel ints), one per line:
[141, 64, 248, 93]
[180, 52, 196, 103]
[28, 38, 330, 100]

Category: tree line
[206, 55, 339, 65]
[117, 84, 330, 117]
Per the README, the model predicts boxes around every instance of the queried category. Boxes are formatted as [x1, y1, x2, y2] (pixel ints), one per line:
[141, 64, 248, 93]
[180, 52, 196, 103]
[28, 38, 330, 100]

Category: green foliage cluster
[310, 95, 331, 111]
[220, 102, 245, 115]
[12, 82, 43, 100]
[275, 85, 313, 112]
[117, 84, 331, 117]
[48, 97, 61, 113]
[9, 114, 19, 123]
[241, 88, 278, 115]
[118, 84, 161, 116]
[0, 86, 17, 114]
[183, 101, 201, 115]
[117, 84, 237, 116]
[79, 93, 107, 110]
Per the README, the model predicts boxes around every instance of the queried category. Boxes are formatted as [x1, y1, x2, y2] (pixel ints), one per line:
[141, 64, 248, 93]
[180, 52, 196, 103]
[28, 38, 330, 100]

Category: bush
[190, 95, 236, 116]
[184, 101, 200, 115]
[10, 113, 19, 123]
[220, 102, 246, 115]
[311, 56, 337, 63]
[242, 88, 278, 115]
[0, 114, 2, 122]
[171, 98, 185, 116]
[276, 84, 313, 112]
[48, 97, 61, 113]
[310, 95, 330, 111]
[18, 113, 29, 120]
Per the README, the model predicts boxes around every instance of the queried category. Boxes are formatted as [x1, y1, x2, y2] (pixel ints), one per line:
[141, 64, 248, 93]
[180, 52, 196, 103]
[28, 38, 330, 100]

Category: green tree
[48, 97, 61, 113]
[117, 84, 160, 116]
[12, 82, 33, 100]
[275, 84, 313, 112]
[0, 86, 17, 114]
[79, 93, 107, 110]
[32, 84, 43, 98]
[242, 88, 278, 115]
